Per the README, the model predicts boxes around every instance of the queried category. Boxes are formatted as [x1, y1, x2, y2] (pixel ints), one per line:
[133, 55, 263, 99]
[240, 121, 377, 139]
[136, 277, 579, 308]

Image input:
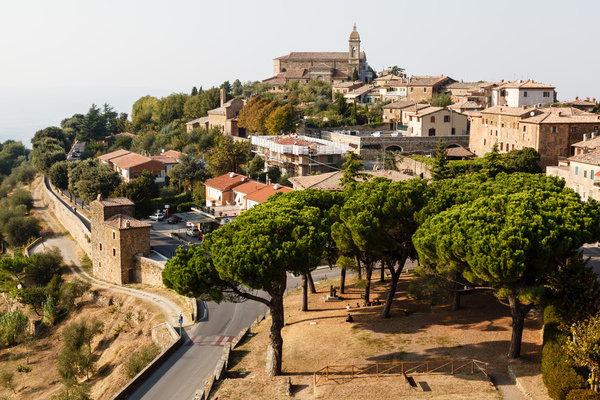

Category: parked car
[166, 216, 181, 224]
[186, 226, 200, 237]
[150, 212, 165, 221]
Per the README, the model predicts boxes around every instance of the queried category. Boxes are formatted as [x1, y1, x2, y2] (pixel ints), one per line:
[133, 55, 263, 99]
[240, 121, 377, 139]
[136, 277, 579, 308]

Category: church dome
[349, 24, 360, 40]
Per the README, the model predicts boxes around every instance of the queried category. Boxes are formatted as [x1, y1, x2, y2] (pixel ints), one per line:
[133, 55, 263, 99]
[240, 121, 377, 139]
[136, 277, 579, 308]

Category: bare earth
[212, 275, 551, 400]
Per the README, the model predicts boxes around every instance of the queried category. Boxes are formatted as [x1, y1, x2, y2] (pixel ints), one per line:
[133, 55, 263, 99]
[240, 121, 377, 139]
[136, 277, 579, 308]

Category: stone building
[185, 89, 246, 137]
[90, 198, 151, 284]
[263, 24, 371, 88]
[469, 106, 600, 168]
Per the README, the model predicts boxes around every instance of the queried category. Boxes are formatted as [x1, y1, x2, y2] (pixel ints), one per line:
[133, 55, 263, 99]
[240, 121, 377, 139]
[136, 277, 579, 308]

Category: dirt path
[30, 177, 187, 325]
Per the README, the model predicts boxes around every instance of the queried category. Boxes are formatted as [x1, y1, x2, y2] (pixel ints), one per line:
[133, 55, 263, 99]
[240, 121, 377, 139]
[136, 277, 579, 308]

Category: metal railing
[314, 359, 489, 386]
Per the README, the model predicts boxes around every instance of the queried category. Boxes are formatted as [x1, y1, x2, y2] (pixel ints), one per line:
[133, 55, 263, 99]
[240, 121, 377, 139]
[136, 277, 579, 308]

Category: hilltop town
[0, 24, 599, 400]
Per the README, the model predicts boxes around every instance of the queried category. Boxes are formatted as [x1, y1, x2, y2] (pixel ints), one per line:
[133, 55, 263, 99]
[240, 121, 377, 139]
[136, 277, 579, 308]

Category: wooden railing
[314, 359, 489, 386]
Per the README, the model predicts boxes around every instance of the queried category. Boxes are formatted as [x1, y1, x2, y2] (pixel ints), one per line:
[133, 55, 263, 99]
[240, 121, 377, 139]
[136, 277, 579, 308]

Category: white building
[491, 80, 556, 108]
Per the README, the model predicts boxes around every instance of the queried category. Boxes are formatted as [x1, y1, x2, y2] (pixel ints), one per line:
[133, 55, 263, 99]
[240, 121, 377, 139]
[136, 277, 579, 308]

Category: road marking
[187, 335, 234, 347]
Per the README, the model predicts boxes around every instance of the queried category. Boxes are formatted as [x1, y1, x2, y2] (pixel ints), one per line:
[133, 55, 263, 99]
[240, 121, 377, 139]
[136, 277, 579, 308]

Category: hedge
[542, 305, 586, 400]
[566, 389, 600, 400]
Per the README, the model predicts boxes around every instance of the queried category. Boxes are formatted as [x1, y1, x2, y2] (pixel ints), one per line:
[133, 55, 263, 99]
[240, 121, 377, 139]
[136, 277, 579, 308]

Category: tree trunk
[382, 256, 407, 319]
[364, 265, 373, 304]
[507, 293, 533, 359]
[452, 283, 462, 311]
[307, 272, 316, 294]
[301, 274, 308, 311]
[357, 258, 362, 280]
[340, 268, 346, 294]
[380, 262, 385, 282]
[267, 294, 285, 376]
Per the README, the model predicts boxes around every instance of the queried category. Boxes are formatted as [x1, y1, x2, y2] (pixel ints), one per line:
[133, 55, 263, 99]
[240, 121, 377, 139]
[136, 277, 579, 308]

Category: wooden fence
[314, 359, 489, 386]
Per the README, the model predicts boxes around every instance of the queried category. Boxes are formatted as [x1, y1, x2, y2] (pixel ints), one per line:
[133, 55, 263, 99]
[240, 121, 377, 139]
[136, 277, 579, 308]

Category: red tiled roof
[103, 214, 150, 229]
[111, 153, 156, 169]
[151, 155, 178, 165]
[244, 184, 293, 203]
[161, 150, 185, 159]
[204, 172, 249, 191]
[98, 149, 132, 162]
[232, 181, 267, 195]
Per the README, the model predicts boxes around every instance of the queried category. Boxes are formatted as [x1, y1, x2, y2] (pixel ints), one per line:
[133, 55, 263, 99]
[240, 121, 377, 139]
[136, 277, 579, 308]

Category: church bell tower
[348, 24, 361, 80]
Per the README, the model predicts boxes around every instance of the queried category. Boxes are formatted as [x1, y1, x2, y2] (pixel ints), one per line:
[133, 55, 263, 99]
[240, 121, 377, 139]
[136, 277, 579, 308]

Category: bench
[403, 372, 418, 391]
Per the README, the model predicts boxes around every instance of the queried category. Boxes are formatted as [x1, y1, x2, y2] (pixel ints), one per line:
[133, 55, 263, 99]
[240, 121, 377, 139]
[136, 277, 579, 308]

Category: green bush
[566, 389, 600, 400]
[175, 202, 193, 213]
[542, 305, 586, 400]
[125, 343, 160, 379]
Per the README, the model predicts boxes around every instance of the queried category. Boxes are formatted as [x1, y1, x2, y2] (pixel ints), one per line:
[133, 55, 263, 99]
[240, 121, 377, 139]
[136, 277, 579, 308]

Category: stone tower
[90, 197, 151, 284]
[348, 24, 361, 79]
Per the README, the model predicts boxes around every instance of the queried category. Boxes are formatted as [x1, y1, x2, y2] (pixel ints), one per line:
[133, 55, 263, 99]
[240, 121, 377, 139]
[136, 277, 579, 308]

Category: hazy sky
[1, 0, 598, 145]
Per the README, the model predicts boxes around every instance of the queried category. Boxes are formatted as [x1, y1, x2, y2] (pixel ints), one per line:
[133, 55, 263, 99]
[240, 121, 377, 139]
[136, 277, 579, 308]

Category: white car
[150, 212, 165, 221]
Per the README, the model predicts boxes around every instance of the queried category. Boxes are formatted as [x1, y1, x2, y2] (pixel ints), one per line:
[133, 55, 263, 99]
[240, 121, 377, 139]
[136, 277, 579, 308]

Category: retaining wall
[135, 255, 166, 287]
[41, 180, 92, 256]
[397, 158, 432, 179]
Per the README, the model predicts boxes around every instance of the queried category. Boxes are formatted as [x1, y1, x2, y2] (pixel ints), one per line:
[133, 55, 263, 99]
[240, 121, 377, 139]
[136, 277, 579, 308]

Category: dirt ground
[212, 274, 551, 400]
[0, 267, 168, 400]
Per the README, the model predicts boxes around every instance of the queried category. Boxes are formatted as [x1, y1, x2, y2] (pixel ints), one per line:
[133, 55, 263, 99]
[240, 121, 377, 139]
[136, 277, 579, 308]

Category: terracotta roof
[446, 146, 475, 158]
[382, 80, 409, 88]
[521, 107, 600, 124]
[289, 170, 413, 191]
[408, 76, 453, 87]
[186, 116, 209, 125]
[383, 101, 417, 110]
[448, 101, 483, 110]
[446, 82, 491, 90]
[150, 155, 178, 165]
[567, 99, 596, 106]
[161, 150, 185, 159]
[98, 149, 132, 162]
[284, 68, 309, 79]
[244, 184, 293, 203]
[204, 172, 249, 191]
[111, 153, 156, 169]
[333, 81, 363, 89]
[572, 135, 600, 148]
[96, 198, 135, 207]
[262, 75, 287, 85]
[499, 79, 554, 89]
[208, 106, 226, 115]
[275, 51, 365, 62]
[480, 106, 534, 117]
[404, 106, 444, 117]
[374, 74, 405, 83]
[232, 181, 267, 195]
[103, 214, 150, 230]
[568, 148, 600, 166]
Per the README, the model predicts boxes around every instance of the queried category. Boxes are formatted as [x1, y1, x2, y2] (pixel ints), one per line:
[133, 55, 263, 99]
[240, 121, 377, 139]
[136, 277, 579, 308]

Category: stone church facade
[90, 197, 151, 284]
[264, 25, 371, 87]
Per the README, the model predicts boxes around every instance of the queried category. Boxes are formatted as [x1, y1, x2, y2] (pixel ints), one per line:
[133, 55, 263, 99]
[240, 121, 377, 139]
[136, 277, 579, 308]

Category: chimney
[125, 221, 131, 228]
[584, 134, 589, 141]
[220, 88, 226, 107]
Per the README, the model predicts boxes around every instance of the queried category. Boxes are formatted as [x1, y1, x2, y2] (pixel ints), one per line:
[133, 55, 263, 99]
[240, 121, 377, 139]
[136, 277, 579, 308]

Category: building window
[524, 91, 528, 97]
[572, 127, 578, 133]
[592, 170, 595, 180]
[99, 243, 102, 251]
[500, 143, 504, 151]
[585, 170, 588, 178]
[523, 126, 527, 132]
[113, 232, 116, 239]
[444, 116, 450, 123]
[327, 155, 333, 164]
[483, 139, 486, 146]
[451, 128, 456, 135]
[430, 116, 435, 123]
[113, 249, 116, 257]
[500, 90, 506, 97]
[575, 166, 579, 175]
[411, 88, 413, 92]
[424, 88, 427, 92]
[552, 126, 557, 133]
[543, 92, 550, 97]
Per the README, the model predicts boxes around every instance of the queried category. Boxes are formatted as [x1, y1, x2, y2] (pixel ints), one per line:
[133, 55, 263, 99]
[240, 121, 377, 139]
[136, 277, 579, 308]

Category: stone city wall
[41, 182, 92, 256]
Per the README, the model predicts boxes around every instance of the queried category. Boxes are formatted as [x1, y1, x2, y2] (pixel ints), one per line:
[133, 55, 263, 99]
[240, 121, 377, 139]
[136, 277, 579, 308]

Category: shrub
[125, 343, 160, 379]
[567, 389, 600, 400]
[0, 310, 28, 347]
[542, 305, 586, 400]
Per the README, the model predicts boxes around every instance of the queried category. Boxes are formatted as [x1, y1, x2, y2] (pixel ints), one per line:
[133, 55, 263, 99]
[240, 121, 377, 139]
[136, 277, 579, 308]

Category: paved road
[127, 266, 339, 400]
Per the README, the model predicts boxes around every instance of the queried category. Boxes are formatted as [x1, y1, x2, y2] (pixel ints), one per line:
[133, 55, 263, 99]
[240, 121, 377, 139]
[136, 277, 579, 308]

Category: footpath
[30, 177, 188, 326]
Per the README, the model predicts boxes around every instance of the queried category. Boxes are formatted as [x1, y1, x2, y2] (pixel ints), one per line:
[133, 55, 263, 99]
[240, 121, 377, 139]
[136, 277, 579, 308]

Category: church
[263, 25, 371, 88]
